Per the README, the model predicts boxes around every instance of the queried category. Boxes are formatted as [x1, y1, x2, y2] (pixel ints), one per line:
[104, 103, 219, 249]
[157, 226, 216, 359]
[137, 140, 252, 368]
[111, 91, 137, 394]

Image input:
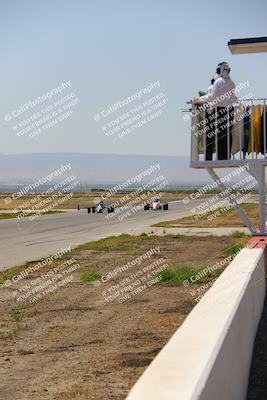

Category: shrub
[227, 243, 244, 256]
[80, 272, 101, 282]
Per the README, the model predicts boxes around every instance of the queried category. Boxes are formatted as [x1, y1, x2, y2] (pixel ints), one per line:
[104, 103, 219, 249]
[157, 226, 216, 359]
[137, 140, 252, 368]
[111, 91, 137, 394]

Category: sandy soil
[0, 234, 245, 400]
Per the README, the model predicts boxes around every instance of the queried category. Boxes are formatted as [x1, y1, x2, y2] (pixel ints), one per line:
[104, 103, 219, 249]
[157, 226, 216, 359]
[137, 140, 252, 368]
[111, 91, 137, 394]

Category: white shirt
[206, 84, 213, 94]
[198, 76, 238, 109]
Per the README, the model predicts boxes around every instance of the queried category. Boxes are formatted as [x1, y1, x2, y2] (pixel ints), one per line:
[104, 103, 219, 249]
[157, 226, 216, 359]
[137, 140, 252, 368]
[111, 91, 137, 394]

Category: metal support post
[248, 164, 266, 235]
[206, 167, 258, 235]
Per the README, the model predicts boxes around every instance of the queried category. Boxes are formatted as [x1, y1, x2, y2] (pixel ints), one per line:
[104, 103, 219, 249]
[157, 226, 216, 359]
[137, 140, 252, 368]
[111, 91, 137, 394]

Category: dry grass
[0, 210, 63, 219]
[154, 203, 261, 228]
[0, 233, 246, 400]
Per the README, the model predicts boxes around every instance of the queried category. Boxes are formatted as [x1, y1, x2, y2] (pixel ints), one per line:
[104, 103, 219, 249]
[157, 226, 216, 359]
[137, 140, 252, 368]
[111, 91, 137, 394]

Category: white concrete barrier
[126, 248, 266, 400]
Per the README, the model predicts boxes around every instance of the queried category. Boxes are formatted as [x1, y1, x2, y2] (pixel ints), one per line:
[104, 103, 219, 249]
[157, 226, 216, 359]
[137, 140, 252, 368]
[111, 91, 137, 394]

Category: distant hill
[0, 153, 210, 186]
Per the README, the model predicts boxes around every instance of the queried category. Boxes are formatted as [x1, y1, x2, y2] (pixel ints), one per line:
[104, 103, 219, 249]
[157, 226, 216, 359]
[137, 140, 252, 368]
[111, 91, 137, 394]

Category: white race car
[88, 201, 115, 214]
[144, 199, 168, 211]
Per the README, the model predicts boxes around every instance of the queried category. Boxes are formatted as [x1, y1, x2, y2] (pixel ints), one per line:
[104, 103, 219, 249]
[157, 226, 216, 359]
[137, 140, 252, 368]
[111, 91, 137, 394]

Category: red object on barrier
[245, 236, 267, 285]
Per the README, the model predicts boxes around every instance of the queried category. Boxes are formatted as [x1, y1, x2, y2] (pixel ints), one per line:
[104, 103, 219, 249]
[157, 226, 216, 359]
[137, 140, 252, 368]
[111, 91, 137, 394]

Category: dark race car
[87, 200, 115, 214]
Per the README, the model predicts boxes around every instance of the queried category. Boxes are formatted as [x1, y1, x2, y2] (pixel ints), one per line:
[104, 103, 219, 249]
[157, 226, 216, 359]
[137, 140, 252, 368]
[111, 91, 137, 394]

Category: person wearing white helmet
[195, 62, 238, 160]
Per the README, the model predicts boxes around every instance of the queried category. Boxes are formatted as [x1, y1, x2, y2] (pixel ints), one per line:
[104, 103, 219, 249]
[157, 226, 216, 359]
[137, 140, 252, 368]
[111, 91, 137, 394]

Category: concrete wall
[126, 248, 266, 400]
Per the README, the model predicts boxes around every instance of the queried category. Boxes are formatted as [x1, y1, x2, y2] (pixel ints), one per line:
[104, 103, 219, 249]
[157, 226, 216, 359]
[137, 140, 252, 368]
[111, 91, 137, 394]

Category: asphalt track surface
[0, 200, 204, 272]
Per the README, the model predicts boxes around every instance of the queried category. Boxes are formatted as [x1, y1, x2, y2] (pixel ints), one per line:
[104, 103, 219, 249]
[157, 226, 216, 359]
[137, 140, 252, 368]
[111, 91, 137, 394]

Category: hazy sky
[1, 0, 267, 156]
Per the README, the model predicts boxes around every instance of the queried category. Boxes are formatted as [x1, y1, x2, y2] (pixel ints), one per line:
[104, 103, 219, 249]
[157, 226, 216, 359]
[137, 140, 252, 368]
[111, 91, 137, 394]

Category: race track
[0, 200, 200, 271]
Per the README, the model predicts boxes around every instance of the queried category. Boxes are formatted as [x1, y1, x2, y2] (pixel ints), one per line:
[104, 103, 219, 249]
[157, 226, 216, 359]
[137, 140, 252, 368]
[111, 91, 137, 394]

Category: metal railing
[186, 98, 267, 167]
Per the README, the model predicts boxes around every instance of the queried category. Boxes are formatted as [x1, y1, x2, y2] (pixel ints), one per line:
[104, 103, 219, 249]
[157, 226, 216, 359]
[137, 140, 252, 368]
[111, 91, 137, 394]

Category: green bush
[230, 231, 249, 238]
[227, 243, 244, 256]
[10, 305, 22, 317]
[157, 267, 197, 285]
[158, 265, 224, 285]
[80, 271, 101, 282]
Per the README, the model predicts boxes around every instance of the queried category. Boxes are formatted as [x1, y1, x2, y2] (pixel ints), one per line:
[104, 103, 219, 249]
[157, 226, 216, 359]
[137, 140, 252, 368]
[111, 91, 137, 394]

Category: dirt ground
[0, 234, 246, 400]
[154, 203, 261, 228]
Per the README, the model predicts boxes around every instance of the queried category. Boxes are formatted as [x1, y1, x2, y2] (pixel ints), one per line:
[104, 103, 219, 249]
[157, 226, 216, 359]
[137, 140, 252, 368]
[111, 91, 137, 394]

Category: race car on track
[87, 200, 115, 214]
[144, 199, 168, 211]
